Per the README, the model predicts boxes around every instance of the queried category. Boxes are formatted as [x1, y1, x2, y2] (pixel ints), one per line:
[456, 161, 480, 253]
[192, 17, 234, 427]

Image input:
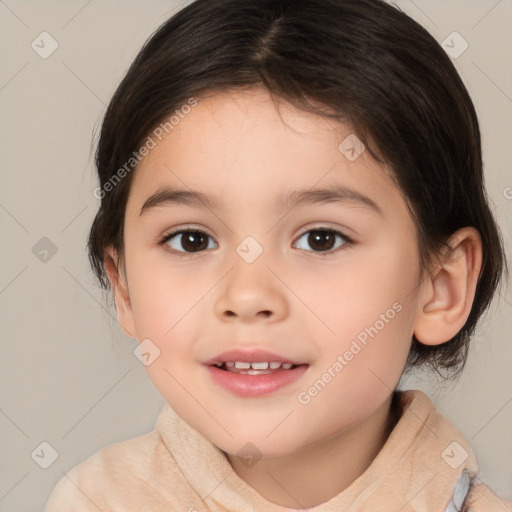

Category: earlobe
[104, 247, 137, 338]
[413, 227, 483, 346]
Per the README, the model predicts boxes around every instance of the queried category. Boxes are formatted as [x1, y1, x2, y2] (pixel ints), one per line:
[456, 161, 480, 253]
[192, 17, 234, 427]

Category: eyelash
[158, 225, 353, 258]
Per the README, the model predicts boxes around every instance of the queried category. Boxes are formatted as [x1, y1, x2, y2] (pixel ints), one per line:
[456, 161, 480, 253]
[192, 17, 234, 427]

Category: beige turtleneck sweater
[44, 389, 511, 511]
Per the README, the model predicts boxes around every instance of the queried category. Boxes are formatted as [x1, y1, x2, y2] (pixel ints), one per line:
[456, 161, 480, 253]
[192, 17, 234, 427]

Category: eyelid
[296, 222, 352, 238]
[159, 223, 212, 237]
[295, 222, 355, 245]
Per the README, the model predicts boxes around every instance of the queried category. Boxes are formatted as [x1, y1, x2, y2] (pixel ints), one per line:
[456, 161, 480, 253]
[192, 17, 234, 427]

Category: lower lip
[204, 364, 309, 397]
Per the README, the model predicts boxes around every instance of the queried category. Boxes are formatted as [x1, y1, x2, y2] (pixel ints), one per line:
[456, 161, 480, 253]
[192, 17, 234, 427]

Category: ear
[104, 247, 136, 338]
[413, 227, 483, 345]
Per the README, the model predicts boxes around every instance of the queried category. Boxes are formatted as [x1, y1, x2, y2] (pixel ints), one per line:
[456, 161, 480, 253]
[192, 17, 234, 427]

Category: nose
[214, 259, 288, 324]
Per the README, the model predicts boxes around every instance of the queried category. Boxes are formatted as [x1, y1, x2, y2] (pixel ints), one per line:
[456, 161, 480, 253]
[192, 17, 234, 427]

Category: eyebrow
[139, 185, 383, 216]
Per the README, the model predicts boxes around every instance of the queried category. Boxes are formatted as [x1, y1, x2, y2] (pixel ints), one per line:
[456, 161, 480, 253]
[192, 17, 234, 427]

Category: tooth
[281, 363, 293, 370]
[251, 362, 269, 370]
[225, 362, 235, 367]
[234, 362, 251, 369]
[215, 362, 223, 367]
[269, 362, 282, 369]
[246, 369, 272, 375]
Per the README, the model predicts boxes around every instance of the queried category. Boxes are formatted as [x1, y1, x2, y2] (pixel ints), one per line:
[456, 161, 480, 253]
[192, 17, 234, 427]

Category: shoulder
[463, 482, 512, 512]
[44, 429, 180, 511]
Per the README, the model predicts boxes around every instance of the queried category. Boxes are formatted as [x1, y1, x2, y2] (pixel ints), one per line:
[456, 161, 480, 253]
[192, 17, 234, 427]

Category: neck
[225, 393, 400, 509]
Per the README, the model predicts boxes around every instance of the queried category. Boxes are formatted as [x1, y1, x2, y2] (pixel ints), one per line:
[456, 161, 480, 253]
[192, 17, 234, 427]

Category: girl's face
[116, 87, 425, 458]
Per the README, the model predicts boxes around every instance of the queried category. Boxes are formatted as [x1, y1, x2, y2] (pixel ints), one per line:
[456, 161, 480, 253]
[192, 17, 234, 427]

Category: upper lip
[203, 348, 308, 366]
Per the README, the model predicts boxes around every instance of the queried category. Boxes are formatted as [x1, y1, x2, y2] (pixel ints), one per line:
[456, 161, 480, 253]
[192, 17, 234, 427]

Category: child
[45, 0, 511, 510]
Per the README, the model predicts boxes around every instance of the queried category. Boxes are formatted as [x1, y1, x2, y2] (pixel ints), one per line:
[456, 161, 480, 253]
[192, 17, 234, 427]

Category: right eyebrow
[140, 187, 223, 216]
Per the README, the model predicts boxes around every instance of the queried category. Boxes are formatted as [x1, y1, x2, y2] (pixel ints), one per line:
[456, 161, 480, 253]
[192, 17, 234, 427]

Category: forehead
[126, 87, 402, 216]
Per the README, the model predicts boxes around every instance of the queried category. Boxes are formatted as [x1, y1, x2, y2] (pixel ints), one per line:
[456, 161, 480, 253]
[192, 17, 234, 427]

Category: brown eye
[294, 229, 348, 254]
[163, 230, 216, 253]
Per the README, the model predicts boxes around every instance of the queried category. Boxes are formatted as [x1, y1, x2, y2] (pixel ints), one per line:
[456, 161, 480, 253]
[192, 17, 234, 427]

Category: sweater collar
[156, 389, 478, 511]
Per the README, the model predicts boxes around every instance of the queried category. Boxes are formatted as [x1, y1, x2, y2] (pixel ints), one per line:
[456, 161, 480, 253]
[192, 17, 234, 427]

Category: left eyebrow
[139, 184, 383, 217]
[277, 185, 384, 216]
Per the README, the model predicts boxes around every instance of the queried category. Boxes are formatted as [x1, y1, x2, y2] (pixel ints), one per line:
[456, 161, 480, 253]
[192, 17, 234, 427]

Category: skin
[105, 86, 483, 508]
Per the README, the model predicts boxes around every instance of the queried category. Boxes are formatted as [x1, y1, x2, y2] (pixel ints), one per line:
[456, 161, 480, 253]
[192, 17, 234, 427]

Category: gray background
[0, 0, 511, 510]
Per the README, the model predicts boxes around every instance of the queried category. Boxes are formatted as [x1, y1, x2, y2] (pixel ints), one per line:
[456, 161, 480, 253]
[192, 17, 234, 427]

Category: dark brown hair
[87, 0, 507, 378]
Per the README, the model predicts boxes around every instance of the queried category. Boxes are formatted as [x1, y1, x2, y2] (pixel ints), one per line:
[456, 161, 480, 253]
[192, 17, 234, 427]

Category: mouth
[202, 348, 310, 396]
[207, 361, 306, 375]
[204, 361, 310, 397]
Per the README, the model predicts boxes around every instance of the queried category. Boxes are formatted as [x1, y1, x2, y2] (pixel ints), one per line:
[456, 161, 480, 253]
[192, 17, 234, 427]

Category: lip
[202, 348, 307, 366]
[205, 363, 309, 397]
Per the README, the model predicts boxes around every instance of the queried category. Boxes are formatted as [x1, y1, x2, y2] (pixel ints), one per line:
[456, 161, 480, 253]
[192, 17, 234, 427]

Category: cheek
[293, 237, 419, 335]
[124, 242, 198, 341]
[124, 247, 208, 405]
[129, 277, 176, 339]
[306, 241, 418, 386]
